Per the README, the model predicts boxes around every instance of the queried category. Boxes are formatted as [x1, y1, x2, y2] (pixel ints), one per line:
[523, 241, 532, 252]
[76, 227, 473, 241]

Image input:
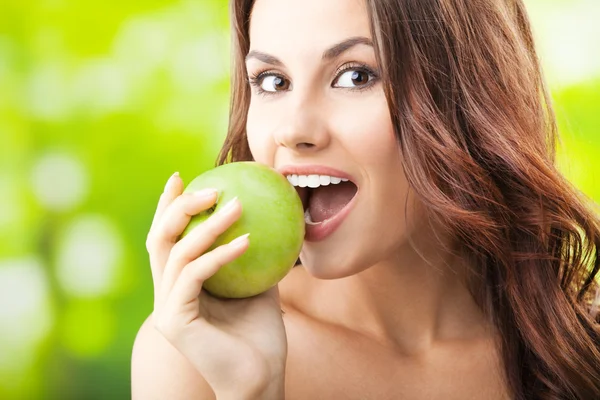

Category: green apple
[180, 161, 305, 299]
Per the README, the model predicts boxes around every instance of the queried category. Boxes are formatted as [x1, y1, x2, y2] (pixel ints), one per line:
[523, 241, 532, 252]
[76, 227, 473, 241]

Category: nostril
[297, 142, 315, 149]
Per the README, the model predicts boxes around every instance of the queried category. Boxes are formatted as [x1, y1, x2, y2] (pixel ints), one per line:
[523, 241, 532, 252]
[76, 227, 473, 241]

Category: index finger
[150, 172, 183, 233]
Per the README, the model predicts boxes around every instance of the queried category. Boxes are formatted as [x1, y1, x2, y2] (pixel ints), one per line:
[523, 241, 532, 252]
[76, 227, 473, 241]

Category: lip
[276, 164, 359, 242]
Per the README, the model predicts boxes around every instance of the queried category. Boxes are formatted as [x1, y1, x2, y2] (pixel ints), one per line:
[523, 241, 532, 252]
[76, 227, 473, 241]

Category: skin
[131, 0, 511, 398]
[246, 0, 509, 397]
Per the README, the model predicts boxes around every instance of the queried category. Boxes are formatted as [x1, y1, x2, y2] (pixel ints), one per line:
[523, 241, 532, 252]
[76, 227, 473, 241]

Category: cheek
[245, 106, 273, 163]
[334, 93, 398, 168]
[336, 94, 409, 227]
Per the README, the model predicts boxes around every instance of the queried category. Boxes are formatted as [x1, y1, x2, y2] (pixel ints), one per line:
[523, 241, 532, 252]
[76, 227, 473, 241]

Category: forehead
[249, 0, 371, 53]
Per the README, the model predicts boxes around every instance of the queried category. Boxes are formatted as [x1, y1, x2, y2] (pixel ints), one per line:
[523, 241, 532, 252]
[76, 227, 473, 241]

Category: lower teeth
[304, 209, 321, 225]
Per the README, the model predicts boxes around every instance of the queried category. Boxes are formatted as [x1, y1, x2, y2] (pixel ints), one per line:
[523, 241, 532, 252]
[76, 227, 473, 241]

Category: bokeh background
[0, 0, 598, 399]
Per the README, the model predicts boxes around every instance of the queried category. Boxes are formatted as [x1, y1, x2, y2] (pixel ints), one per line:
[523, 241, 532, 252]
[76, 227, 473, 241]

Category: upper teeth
[286, 174, 349, 188]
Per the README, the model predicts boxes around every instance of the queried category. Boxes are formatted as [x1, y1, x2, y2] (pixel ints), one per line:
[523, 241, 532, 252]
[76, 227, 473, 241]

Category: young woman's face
[246, 0, 421, 278]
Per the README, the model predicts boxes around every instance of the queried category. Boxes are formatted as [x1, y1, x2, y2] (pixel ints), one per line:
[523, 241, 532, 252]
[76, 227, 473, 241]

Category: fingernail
[193, 188, 218, 199]
[229, 233, 250, 248]
[164, 172, 179, 192]
[217, 196, 239, 215]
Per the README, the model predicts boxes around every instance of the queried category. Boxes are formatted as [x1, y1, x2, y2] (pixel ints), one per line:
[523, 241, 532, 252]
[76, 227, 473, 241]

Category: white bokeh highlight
[30, 151, 88, 212]
[169, 33, 229, 93]
[0, 258, 54, 375]
[55, 215, 123, 298]
[71, 58, 130, 115]
[528, 0, 600, 88]
[26, 61, 71, 120]
[112, 16, 171, 83]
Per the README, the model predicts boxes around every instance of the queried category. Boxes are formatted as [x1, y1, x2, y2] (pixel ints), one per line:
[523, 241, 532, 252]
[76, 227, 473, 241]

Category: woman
[132, 0, 600, 398]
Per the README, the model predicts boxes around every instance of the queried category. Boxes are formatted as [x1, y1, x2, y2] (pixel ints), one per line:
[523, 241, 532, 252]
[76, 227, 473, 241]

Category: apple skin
[180, 162, 305, 299]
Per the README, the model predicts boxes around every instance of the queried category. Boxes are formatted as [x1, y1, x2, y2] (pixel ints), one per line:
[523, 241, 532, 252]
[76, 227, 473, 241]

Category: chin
[299, 253, 369, 280]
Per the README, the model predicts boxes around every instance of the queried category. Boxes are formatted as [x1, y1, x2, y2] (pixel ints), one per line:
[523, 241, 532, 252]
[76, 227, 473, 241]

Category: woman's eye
[260, 75, 290, 92]
[334, 69, 373, 88]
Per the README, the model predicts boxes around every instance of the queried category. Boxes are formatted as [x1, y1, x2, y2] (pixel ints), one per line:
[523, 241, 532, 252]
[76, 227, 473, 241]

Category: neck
[306, 231, 493, 355]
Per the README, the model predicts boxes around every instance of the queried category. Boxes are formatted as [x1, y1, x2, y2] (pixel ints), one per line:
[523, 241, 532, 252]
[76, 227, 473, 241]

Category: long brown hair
[219, 0, 600, 398]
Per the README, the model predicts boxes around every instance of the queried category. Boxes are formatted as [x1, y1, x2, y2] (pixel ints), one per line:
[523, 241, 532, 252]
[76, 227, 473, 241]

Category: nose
[273, 96, 331, 153]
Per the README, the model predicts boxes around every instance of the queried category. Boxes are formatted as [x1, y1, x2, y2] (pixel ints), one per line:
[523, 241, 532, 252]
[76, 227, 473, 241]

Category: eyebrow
[245, 36, 373, 66]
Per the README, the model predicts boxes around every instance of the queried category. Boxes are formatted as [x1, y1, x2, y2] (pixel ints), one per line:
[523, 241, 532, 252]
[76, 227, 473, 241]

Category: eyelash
[247, 63, 380, 97]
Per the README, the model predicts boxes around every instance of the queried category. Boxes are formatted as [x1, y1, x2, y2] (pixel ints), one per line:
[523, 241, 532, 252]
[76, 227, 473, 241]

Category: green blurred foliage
[0, 1, 598, 399]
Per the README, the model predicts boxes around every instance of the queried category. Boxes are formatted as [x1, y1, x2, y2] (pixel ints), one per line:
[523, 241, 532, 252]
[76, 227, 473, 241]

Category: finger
[155, 189, 220, 244]
[149, 172, 183, 233]
[159, 197, 242, 301]
[165, 233, 250, 312]
[146, 172, 183, 286]
[147, 189, 218, 287]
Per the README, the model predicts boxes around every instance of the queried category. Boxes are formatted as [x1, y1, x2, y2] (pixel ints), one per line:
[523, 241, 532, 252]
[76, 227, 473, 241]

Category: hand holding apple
[145, 166, 296, 398]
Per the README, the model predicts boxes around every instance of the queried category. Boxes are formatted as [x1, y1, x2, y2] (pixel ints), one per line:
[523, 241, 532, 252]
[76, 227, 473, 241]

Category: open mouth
[280, 168, 360, 242]
[292, 178, 359, 225]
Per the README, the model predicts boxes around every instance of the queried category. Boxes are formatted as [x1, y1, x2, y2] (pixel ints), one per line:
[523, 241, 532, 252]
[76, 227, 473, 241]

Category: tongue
[309, 182, 357, 223]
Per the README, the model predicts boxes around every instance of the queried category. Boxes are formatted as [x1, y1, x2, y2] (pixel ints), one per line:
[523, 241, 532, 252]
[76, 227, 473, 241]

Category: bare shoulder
[131, 313, 215, 400]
